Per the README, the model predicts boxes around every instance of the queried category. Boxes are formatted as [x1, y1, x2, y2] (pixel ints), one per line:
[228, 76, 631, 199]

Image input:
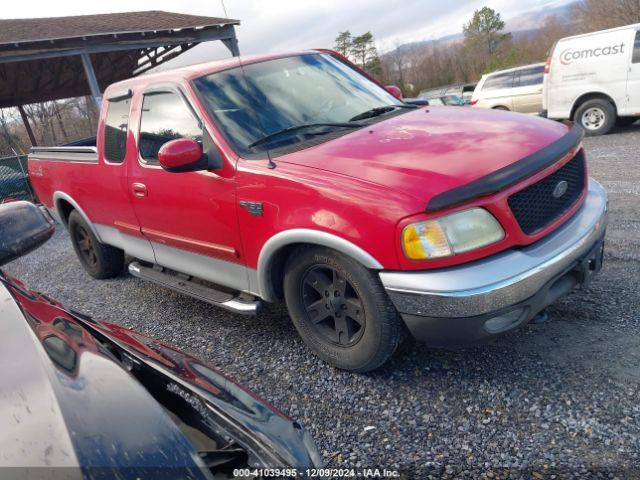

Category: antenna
[266, 151, 276, 169]
[220, 0, 229, 17]
[235, 41, 277, 169]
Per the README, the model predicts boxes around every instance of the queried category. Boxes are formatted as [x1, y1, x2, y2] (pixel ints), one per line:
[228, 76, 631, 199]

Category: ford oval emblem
[552, 180, 569, 199]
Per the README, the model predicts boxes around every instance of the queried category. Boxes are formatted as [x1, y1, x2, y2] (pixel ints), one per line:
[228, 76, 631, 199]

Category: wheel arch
[52, 191, 102, 242]
[256, 229, 383, 302]
[570, 92, 617, 121]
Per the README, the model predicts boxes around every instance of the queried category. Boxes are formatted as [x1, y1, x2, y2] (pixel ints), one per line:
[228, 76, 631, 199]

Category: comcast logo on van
[560, 43, 626, 65]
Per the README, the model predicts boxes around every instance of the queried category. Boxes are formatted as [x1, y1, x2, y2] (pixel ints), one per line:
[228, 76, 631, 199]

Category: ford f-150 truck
[28, 50, 608, 372]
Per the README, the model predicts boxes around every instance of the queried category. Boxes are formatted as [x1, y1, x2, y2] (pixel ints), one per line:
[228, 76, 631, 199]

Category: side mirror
[158, 138, 207, 173]
[385, 85, 403, 100]
[0, 201, 55, 267]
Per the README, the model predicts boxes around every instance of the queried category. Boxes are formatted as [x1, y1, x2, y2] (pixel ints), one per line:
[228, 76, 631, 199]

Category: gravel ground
[5, 123, 640, 478]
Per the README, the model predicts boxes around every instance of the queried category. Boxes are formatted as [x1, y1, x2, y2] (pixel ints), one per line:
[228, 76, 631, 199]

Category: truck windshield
[193, 53, 405, 155]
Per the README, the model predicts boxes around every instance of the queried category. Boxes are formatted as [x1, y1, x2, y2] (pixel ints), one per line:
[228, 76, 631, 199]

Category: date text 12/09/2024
[232, 468, 401, 477]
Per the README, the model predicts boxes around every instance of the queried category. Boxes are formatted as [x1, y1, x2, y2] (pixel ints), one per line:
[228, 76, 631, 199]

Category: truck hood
[278, 107, 571, 206]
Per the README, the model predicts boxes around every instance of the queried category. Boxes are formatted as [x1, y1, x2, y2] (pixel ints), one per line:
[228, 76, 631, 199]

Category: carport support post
[80, 52, 102, 108]
[222, 35, 240, 57]
[17, 104, 37, 147]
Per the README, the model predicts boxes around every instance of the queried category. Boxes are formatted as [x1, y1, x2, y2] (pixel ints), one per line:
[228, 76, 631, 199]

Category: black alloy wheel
[301, 265, 366, 346]
[283, 246, 403, 372]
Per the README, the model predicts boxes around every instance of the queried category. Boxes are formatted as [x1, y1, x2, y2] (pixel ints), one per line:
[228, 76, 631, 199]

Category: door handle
[131, 182, 148, 198]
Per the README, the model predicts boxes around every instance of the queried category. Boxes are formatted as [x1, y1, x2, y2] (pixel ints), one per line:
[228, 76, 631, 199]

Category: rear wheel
[493, 106, 509, 111]
[68, 210, 123, 279]
[283, 246, 402, 372]
[575, 99, 615, 136]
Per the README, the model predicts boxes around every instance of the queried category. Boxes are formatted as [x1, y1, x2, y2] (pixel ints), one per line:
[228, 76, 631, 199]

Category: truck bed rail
[29, 147, 98, 163]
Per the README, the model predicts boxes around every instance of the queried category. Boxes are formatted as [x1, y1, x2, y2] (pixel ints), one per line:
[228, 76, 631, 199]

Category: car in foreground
[0, 201, 321, 477]
[543, 22, 640, 136]
[29, 50, 607, 372]
[471, 63, 545, 114]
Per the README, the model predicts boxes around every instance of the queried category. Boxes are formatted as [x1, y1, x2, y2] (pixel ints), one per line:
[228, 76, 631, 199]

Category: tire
[493, 106, 509, 111]
[616, 116, 637, 127]
[283, 246, 402, 372]
[68, 210, 124, 279]
[575, 99, 616, 136]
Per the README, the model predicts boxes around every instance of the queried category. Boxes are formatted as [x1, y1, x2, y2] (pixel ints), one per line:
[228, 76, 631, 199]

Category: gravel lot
[5, 123, 640, 478]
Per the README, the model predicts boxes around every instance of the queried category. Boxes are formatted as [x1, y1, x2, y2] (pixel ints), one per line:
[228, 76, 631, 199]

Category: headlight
[402, 208, 504, 260]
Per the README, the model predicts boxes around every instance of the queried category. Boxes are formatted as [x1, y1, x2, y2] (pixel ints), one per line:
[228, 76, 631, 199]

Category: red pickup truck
[29, 50, 608, 372]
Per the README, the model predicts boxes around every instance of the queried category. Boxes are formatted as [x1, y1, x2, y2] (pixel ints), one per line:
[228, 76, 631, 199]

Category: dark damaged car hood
[0, 271, 320, 477]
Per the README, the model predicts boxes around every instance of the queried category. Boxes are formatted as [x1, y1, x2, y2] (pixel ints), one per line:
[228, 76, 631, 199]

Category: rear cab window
[138, 90, 203, 165]
[633, 30, 640, 64]
[104, 97, 131, 163]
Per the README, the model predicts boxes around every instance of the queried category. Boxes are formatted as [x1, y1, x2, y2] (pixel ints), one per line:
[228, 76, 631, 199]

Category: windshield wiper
[349, 104, 417, 122]
[248, 122, 366, 149]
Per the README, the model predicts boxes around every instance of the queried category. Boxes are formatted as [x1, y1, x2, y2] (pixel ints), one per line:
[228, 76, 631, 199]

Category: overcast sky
[4, 0, 574, 62]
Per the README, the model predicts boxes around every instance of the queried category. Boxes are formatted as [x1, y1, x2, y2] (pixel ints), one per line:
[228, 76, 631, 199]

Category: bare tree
[0, 95, 101, 154]
[390, 41, 408, 89]
[0, 109, 22, 155]
[573, 0, 640, 30]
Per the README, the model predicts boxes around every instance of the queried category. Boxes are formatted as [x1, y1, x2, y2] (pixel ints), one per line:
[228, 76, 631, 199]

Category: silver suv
[471, 63, 545, 115]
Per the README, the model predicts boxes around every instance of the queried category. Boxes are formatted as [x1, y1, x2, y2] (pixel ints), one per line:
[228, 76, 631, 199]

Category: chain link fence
[0, 154, 37, 204]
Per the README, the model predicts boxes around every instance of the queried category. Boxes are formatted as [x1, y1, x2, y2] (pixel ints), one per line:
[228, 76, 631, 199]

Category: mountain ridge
[381, 2, 577, 56]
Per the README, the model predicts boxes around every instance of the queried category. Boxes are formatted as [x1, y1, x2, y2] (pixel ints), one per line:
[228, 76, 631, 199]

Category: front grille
[508, 150, 586, 235]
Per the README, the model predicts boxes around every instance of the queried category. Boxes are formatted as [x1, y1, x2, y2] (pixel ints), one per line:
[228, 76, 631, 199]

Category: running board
[128, 262, 261, 316]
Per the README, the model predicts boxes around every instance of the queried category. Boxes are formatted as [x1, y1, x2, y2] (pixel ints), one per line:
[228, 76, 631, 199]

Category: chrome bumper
[380, 178, 608, 319]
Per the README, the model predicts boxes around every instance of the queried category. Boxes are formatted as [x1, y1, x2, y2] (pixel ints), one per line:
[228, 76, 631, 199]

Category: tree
[389, 41, 410, 90]
[334, 31, 352, 57]
[350, 32, 381, 74]
[573, 0, 640, 31]
[0, 109, 23, 155]
[463, 7, 511, 57]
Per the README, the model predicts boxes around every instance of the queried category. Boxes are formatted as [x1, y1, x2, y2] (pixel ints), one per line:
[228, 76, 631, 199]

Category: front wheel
[575, 99, 615, 136]
[283, 246, 402, 372]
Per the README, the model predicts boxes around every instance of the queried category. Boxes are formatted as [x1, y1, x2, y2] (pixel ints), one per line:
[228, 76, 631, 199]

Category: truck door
[127, 86, 248, 292]
[628, 30, 640, 115]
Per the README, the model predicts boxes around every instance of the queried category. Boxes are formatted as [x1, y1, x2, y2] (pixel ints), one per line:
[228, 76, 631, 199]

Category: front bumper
[380, 178, 608, 346]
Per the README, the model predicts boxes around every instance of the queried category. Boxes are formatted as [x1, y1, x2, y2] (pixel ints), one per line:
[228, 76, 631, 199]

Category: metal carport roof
[0, 11, 240, 145]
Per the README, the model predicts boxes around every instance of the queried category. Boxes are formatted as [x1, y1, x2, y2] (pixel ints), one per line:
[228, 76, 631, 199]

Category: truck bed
[28, 145, 102, 220]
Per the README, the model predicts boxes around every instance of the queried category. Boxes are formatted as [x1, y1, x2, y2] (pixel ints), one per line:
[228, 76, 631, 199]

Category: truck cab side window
[633, 31, 640, 64]
[104, 98, 130, 163]
[139, 91, 203, 165]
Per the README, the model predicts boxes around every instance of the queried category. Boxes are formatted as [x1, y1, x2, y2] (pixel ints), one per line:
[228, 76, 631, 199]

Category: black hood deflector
[425, 123, 584, 213]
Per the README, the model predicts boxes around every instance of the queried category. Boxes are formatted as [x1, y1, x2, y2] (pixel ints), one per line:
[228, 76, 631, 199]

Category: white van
[471, 63, 546, 114]
[543, 23, 640, 136]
